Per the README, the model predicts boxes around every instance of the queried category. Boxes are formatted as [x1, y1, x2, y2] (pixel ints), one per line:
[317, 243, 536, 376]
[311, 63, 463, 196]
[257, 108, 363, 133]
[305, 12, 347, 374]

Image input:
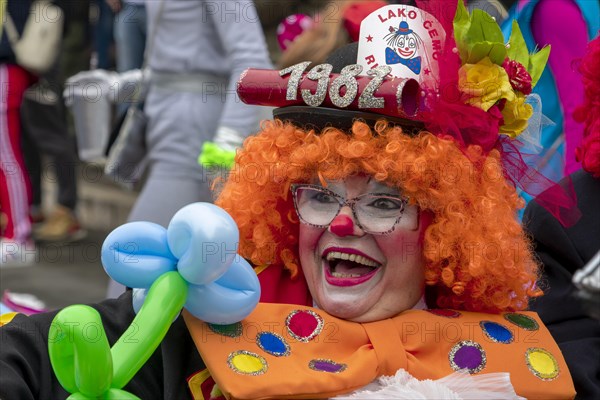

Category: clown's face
[297, 175, 428, 322]
[397, 34, 418, 58]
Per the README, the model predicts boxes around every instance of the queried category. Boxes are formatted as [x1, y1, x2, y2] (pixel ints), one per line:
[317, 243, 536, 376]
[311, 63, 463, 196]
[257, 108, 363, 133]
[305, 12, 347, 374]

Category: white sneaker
[0, 239, 38, 268]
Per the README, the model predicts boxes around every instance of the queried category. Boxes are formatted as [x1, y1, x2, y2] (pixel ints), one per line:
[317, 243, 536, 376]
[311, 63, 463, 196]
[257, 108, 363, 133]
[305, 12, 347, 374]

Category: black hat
[273, 43, 424, 133]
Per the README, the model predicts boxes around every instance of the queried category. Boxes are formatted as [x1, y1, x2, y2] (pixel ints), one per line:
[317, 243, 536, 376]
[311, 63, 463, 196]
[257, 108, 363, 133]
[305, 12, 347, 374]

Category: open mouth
[323, 250, 382, 287]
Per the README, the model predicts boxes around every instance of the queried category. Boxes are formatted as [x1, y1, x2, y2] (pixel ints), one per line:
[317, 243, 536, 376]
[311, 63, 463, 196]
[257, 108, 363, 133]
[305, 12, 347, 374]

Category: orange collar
[185, 304, 575, 399]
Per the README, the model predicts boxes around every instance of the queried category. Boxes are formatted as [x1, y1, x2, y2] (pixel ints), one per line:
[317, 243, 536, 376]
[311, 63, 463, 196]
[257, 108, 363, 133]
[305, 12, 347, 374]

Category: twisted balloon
[48, 203, 261, 398]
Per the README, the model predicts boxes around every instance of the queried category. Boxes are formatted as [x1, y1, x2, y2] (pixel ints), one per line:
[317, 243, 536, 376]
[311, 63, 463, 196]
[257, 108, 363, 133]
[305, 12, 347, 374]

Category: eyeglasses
[290, 183, 409, 235]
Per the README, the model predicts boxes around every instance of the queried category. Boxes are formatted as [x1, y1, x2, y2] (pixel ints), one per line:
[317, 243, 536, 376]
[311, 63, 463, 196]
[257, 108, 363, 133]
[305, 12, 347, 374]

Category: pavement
[0, 163, 137, 311]
[1, 231, 111, 310]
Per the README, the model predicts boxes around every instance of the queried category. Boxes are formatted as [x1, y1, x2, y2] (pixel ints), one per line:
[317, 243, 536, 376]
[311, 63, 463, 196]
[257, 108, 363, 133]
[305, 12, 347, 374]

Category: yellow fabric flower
[500, 92, 534, 138]
[459, 57, 515, 111]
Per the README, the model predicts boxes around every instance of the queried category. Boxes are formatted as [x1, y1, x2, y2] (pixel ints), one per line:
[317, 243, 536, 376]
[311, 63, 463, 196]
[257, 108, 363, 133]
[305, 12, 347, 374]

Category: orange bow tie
[184, 304, 575, 399]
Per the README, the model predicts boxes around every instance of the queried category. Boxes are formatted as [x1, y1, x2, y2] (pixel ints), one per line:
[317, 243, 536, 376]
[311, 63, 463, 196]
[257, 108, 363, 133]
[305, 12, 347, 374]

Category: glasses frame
[290, 183, 410, 235]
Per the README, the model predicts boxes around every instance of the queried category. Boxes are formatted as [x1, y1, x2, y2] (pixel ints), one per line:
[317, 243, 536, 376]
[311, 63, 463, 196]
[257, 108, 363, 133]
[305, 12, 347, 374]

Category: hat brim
[273, 106, 424, 134]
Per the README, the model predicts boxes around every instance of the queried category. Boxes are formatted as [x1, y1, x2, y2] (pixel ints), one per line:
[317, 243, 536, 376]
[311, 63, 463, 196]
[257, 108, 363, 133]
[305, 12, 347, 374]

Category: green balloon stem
[49, 272, 188, 397]
[48, 305, 113, 397]
[110, 271, 188, 389]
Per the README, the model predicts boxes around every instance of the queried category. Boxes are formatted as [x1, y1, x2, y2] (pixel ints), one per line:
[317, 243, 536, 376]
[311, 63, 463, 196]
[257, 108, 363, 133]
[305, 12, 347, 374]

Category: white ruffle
[332, 369, 524, 399]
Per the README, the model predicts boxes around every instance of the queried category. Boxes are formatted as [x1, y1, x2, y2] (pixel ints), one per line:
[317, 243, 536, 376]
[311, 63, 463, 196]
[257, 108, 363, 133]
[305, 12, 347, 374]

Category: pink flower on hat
[502, 59, 533, 95]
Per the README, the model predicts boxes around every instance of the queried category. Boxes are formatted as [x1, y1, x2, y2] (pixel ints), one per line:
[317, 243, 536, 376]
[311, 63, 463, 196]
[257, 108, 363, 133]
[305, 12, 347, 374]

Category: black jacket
[523, 169, 600, 400]
[0, 291, 204, 399]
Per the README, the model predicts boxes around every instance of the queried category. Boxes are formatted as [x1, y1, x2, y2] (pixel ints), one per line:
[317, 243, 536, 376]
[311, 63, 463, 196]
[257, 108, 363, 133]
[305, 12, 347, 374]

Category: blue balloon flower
[101, 203, 261, 324]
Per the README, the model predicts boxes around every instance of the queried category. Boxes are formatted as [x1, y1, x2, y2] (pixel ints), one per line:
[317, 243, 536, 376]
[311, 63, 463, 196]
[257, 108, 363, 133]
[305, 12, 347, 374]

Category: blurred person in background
[107, 0, 273, 297]
[1, 0, 38, 266]
[127, 0, 271, 228]
[106, 0, 146, 119]
[20, 0, 91, 243]
[21, 77, 85, 243]
[276, 0, 387, 69]
[91, 0, 115, 70]
[106, 0, 146, 73]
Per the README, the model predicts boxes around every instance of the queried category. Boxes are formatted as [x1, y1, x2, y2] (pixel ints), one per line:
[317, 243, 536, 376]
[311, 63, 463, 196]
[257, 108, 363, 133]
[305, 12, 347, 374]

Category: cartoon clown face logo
[394, 32, 418, 58]
[384, 21, 422, 74]
[356, 5, 446, 90]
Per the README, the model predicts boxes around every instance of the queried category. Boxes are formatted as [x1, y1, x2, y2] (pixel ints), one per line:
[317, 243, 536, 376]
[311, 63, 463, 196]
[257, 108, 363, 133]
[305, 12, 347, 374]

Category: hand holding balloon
[49, 203, 261, 398]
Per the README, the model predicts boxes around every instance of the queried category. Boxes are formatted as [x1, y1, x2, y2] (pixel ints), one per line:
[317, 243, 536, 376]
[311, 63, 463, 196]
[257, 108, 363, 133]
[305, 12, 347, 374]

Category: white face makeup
[298, 175, 428, 322]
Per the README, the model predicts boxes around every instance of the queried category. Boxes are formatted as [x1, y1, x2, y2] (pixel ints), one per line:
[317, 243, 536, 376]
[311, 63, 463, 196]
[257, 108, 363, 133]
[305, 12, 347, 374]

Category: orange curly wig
[215, 119, 542, 313]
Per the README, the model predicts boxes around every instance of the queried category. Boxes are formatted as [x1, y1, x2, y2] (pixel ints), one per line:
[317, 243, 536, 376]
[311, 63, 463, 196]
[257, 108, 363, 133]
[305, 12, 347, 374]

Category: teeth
[325, 251, 380, 267]
[331, 272, 362, 278]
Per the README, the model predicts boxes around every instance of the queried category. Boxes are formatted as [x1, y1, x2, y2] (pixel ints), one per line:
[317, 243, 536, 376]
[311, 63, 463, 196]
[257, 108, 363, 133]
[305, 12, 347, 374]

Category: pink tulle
[421, 100, 502, 153]
[498, 137, 581, 226]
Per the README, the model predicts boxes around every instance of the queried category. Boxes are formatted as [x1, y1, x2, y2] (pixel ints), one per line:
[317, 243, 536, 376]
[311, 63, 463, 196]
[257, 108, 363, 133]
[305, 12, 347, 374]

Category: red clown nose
[329, 214, 355, 237]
